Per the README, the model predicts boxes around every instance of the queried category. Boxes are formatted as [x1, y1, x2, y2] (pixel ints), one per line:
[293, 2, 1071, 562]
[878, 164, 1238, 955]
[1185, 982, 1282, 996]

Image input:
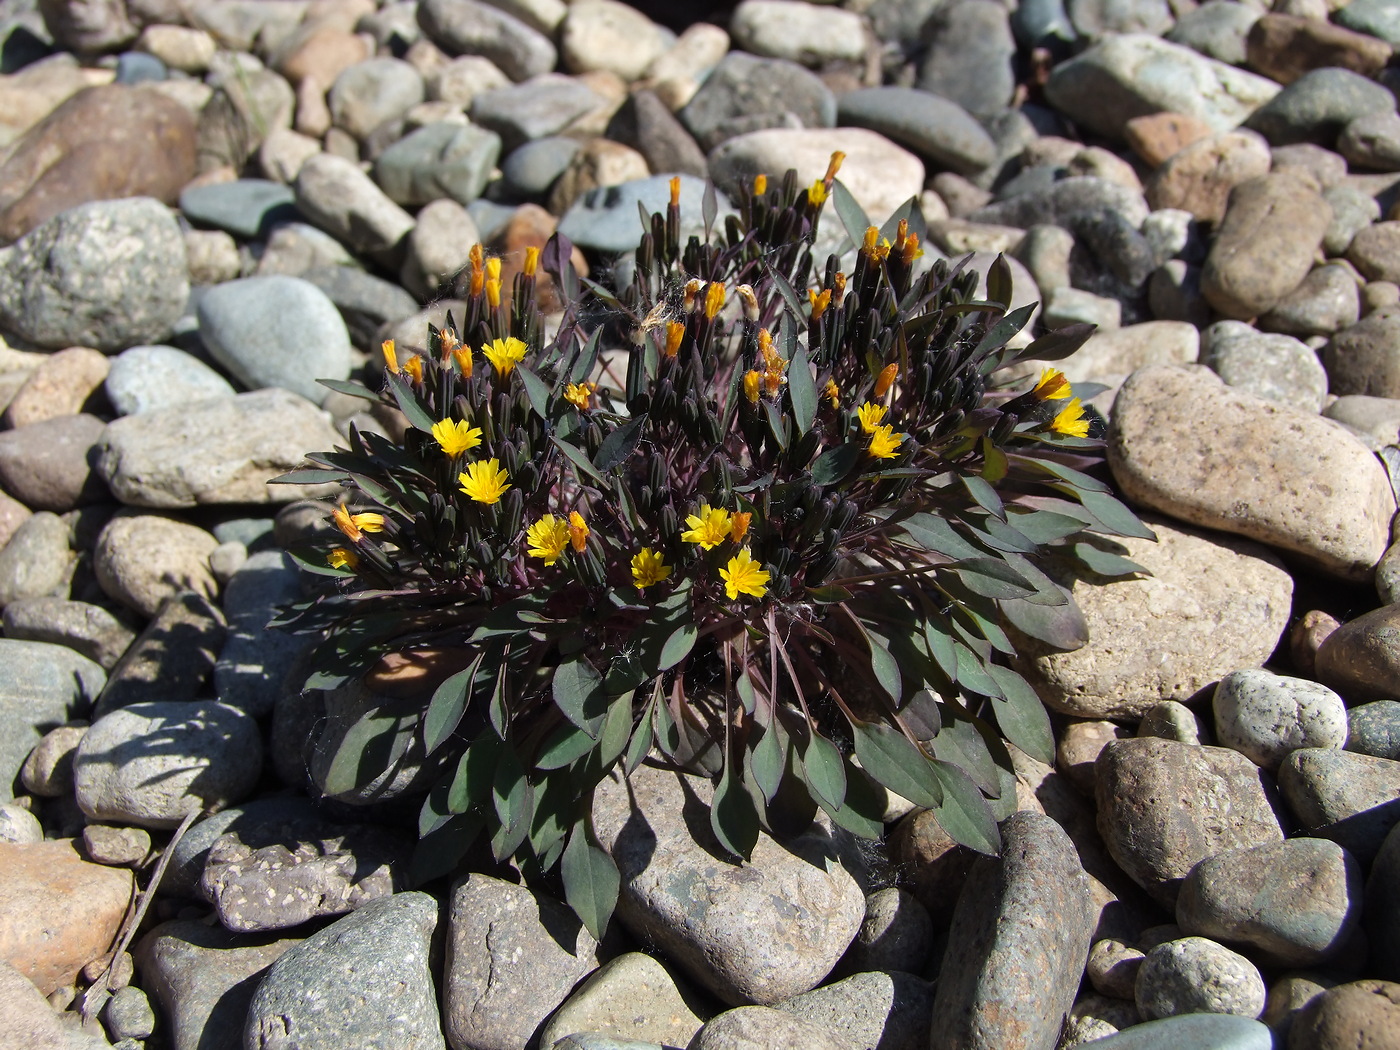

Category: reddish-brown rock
[1124, 112, 1215, 168]
[1287, 980, 1400, 1049]
[1246, 14, 1392, 86]
[2, 347, 109, 429]
[0, 84, 196, 244]
[480, 203, 590, 315]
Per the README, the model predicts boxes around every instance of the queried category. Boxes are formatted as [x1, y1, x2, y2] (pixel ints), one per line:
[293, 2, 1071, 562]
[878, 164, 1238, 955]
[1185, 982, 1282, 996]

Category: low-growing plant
[274, 156, 1152, 937]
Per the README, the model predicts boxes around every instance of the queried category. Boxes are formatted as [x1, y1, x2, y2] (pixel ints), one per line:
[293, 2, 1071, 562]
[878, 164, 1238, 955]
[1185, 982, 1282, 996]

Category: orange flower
[874, 362, 898, 397]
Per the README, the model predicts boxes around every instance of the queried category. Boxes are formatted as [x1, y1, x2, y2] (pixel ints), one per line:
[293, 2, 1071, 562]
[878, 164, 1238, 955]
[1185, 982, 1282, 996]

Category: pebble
[1135, 937, 1267, 1020]
[0, 412, 108, 511]
[677, 51, 833, 155]
[136, 25, 218, 74]
[95, 590, 226, 716]
[1349, 221, 1400, 285]
[1096, 738, 1286, 906]
[691, 1005, 847, 1050]
[592, 763, 864, 1006]
[1327, 307, 1400, 398]
[1340, 111, 1400, 172]
[1107, 365, 1395, 581]
[1017, 518, 1291, 721]
[164, 795, 326, 900]
[1088, 938, 1145, 999]
[971, 175, 1150, 236]
[445, 873, 604, 1050]
[328, 57, 424, 141]
[2, 345, 108, 428]
[185, 226, 243, 285]
[561, 0, 668, 80]
[887, 808, 977, 927]
[18, 723, 85, 798]
[777, 969, 933, 1050]
[1337, 0, 1400, 44]
[471, 73, 608, 152]
[1043, 286, 1122, 329]
[299, 264, 419, 350]
[559, 173, 727, 254]
[255, 220, 357, 276]
[1315, 603, 1400, 702]
[0, 511, 75, 609]
[104, 344, 236, 417]
[400, 197, 480, 299]
[246, 892, 444, 1050]
[1212, 669, 1348, 770]
[1177, 839, 1362, 966]
[1244, 13, 1391, 87]
[0, 802, 42, 844]
[837, 87, 997, 178]
[1244, 67, 1395, 148]
[1349, 701, 1400, 759]
[0, 638, 105, 800]
[1075, 1013, 1273, 1048]
[102, 985, 156, 1041]
[1167, 1, 1260, 65]
[842, 886, 933, 974]
[425, 55, 512, 110]
[728, 0, 866, 67]
[1137, 700, 1208, 744]
[416, 0, 558, 82]
[930, 812, 1095, 1049]
[917, 0, 1017, 118]
[548, 138, 652, 215]
[197, 58, 295, 173]
[179, 179, 299, 241]
[1059, 320, 1200, 388]
[1259, 263, 1361, 338]
[74, 700, 262, 828]
[1285, 979, 1400, 1049]
[90, 512, 218, 618]
[1279, 747, 1400, 865]
[372, 121, 501, 207]
[0, 196, 189, 352]
[294, 152, 416, 260]
[536, 951, 709, 1049]
[3, 597, 135, 669]
[0, 839, 133, 995]
[82, 823, 151, 868]
[1145, 130, 1273, 225]
[605, 89, 708, 180]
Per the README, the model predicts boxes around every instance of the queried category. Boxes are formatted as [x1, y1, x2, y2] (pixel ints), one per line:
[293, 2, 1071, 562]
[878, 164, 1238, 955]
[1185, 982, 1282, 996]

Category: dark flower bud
[500, 489, 523, 541]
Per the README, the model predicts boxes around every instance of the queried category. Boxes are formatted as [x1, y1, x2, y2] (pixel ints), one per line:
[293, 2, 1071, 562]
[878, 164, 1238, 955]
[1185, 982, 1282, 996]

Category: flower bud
[874, 362, 898, 398]
[735, 284, 759, 322]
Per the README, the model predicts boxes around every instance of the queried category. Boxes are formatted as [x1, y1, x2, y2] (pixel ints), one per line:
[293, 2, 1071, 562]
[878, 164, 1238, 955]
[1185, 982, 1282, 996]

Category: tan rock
[0, 840, 133, 995]
[1013, 517, 1293, 721]
[0, 957, 67, 1050]
[0, 56, 112, 147]
[548, 137, 651, 214]
[1316, 603, 1400, 702]
[275, 26, 370, 87]
[1327, 312, 1400, 398]
[561, 0, 668, 81]
[1145, 130, 1272, 224]
[1124, 111, 1215, 167]
[1056, 320, 1200, 387]
[1, 347, 109, 429]
[135, 24, 217, 74]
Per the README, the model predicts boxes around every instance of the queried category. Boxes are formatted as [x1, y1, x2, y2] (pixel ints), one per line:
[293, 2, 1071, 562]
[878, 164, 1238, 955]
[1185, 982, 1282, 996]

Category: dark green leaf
[553, 656, 608, 735]
[985, 664, 1055, 765]
[1076, 490, 1157, 540]
[409, 813, 481, 886]
[962, 474, 1005, 519]
[657, 622, 697, 671]
[1014, 323, 1096, 363]
[986, 254, 1013, 309]
[800, 731, 847, 810]
[929, 707, 1000, 796]
[711, 759, 760, 859]
[594, 413, 649, 473]
[748, 721, 785, 803]
[1073, 541, 1150, 576]
[561, 824, 619, 941]
[1005, 508, 1087, 544]
[788, 345, 817, 436]
[448, 735, 501, 814]
[952, 641, 1002, 697]
[317, 378, 379, 400]
[998, 593, 1090, 651]
[851, 721, 941, 809]
[598, 691, 635, 767]
[864, 625, 903, 703]
[321, 704, 415, 798]
[516, 365, 553, 420]
[814, 762, 886, 839]
[898, 513, 982, 560]
[423, 653, 485, 755]
[831, 178, 872, 250]
[1021, 457, 1111, 493]
[624, 693, 657, 774]
[806, 585, 852, 604]
[762, 399, 789, 450]
[385, 372, 437, 433]
[536, 721, 601, 769]
[931, 759, 1001, 855]
[491, 749, 534, 860]
[950, 558, 1037, 599]
[270, 468, 349, 486]
[550, 435, 606, 483]
[810, 443, 861, 485]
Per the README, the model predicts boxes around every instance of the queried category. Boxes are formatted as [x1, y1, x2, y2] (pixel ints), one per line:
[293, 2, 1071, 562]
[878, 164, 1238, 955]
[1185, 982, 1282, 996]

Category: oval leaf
[561, 825, 619, 942]
[851, 721, 941, 810]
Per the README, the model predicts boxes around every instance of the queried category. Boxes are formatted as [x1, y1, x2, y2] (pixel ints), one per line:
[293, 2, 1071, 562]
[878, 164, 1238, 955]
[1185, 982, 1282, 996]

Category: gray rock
[201, 816, 412, 932]
[1325, 310, 1400, 400]
[1212, 668, 1348, 770]
[777, 969, 932, 1050]
[916, 0, 1017, 118]
[401, 198, 480, 300]
[1044, 34, 1280, 142]
[728, 0, 866, 66]
[2, 597, 135, 669]
[1096, 738, 1285, 907]
[294, 152, 416, 260]
[560, 0, 668, 80]
[1323, 395, 1400, 445]
[1316, 604, 1400, 703]
[1011, 0, 1076, 47]
[135, 919, 301, 1050]
[837, 87, 996, 178]
[83, 822, 151, 867]
[1340, 110, 1400, 171]
[102, 985, 155, 1041]
[197, 57, 294, 172]
[98, 389, 343, 508]
[213, 550, 311, 718]
[1070, 0, 1175, 37]
[1088, 938, 1145, 1000]
[468, 77, 604, 160]
[689, 1007, 848, 1050]
[0, 197, 187, 352]
[165, 795, 327, 900]
[1135, 937, 1266, 1020]
[19, 723, 86, 797]
[0, 638, 104, 800]
[95, 590, 226, 716]
[0, 412, 110, 511]
[0, 802, 43, 844]
[255, 221, 358, 277]
[559, 174, 732, 254]
[1259, 264, 1361, 338]
[196, 275, 351, 405]
[605, 89, 708, 180]
[1349, 700, 1400, 759]
[842, 886, 933, 975]
[678, 51, 835, 154]
[1199, 321, 1328, 411]
[179, 179, 299, 240]
[1337, 0, 1400, 44]
[1137, 700, 1208, 744]
[500, 136, 582, 199]
[372, 121, 501, 207]
[592, 763, 865, 1007]
[445, 873, 604, 1050]
[972, 175, 1149, 235]
[1323, 184, 1381, 255]
[417, 0, 557, 82]
[104, 345, 236, 417]
[1279, 747, 1400, 865]
[536, 951, 710, 1050]
[328, 57, 424, 141]
[92, 512, 219, 618]
[1066, 1013, 1272, 1048]
[929, 812, 1094, 1050]
[1178, 839, 1362, 966]
[1245, 67, 1396, 147]
[1167, 1, 1261, 65]
[1369, 821, 1400, 981]
[73, 700, 262, 828]
[0, 511, 74, 611]
[298, 265, 419, 352]
[246, 893, 444, 1050]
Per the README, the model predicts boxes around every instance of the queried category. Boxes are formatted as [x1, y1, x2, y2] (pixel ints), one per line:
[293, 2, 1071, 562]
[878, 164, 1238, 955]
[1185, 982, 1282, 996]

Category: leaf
[762, 400, 789, 449]
[1073, 541, 1150, 577]
[423, 652, 486, 755]
[1005, 508, 1087, 544]
[702, 178, 718, 232]
[814, 763, 886, 839]
[317, 378, 379, 400]
[1014, 323, 1096, 363]
[553, 656, 609, 735]
[1076, 490, 1157, 540]
[800, 731, 847, 810]
[998, 593, 1090, 651]
[806, 585, 852, 604]
[952, 641, 1002, 697]
[928, 707, 1000, 796]
[594, 413, 648, 473]
[986, 253, 1013, 309]
[385, 372, 437, 434]
[863, 626, 903, 703]
[810, 443, 861, 485]
[711, 760, 760, 859]
[657, 622, 697, 671]
[748, 721, 785, 804]
[491, 749, 534, 860]
[981, 439, 1008, 483]
[561, 825, 619, 942]
[985, 664, 1055, 765]
[788, 345, 817, 436]
[516, 365, 553, 420]
[624, 694, 657, 774]
[831, 178, 872, 250]
[598, 691, 635, 767]
[550, 435, 606, 483]
[950, 558, 1037, 599]
[270, 467, 349, 486]
[321, 704, 415, 798]
[536, 721, 602, 770]
[898, 513, 982, 559]
[850, 721, 941, 809]
[931, 759, 1001, 855]
[962, 474, 1005, 519]
[448, 735, 501, 814]
[409, 813, 482, 887]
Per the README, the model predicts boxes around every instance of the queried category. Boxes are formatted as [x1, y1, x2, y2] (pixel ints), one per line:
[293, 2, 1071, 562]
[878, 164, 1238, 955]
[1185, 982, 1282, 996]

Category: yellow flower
[332, 503, 384, 542]
[862, 226, 892, 262]
[1050, 397, 1090, 438]
[669, 175, 681, 207]
[856, 401, 888, 433]
[824, 379, 839, 409]
[825, 150, 845, 181]
[809, 288, 831, 321]
[703, 282, 725, 320]
[743, 370, 761, 404]
[874, 362, 898, 397]
[524, 246, 539, 277]
[664, 321, 684, 358]
[482, 337, 528, 377]
[868, 424, 905, 460]
[328, 547, 359, 570]
[681, 503, 733, 550]
[459, 458, 511, 504]
[451, 346, 472, 374]
[900, 232, 924, 265]
[469, 244, 485, 297]
[563, 382, 596, 410]
[568, 511, 589, 552]
[736, 284, 759, 321]
[1032, 367, 1072, 401]
[525, 514, 570, 565]
[730, 511, 751, 544]
[431, 418, 482, 457]
[631, 547, 671, 589]
[720, 548, 770, 600]
[752, 173, 767, 196]
[403, 355, 423, 383]
[807, 179, 828, 207]
[484, 256, 502, 308]
[381, 339, 399, 375]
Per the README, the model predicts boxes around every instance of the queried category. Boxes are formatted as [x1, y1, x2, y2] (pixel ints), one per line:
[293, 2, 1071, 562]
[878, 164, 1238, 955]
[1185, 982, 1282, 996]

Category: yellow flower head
[563, 382, 596, 410]
[381, 339, 399, 375]
[824, 378, 840, 409]
[332, 503, 384, 542]
[1032, 367, 1072, 401]
[758, 328, 783, 374]
[669, 175, 681, 207]
[825, 150, 846, 182]
[809, 288, 831, 321]
[664, 321, 685, 358]
[863, 226, 892, 262]
[631, 547, 671, 589]
[459, 458, 511, 504]
[524, 246, 539, 277]
[856, 401, 888, 433]
[703, 282, 725, 320]
[568, 511, 589, 553]
[901, 232, 924, 265]
[807, 179, 828, 207]
[482, 337, 527, 377]
[720, 548, 770, 601]
[1050, 397, 1090, 438]
[868, 424, 905, 460]
[525, 514, 570, 565]
[752, 173, 767, 197]
[451, 346, 473, 374]
[681, 503, 733, 550]
[730, 511, 752, 544]
[874, 362, 898, 397]
[469, 244, 485, 297]
[432, 418, 483, 457]
[403, 355, 424, 383]
[743, 370, 761, 404]
[328, 547, 359, 570]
